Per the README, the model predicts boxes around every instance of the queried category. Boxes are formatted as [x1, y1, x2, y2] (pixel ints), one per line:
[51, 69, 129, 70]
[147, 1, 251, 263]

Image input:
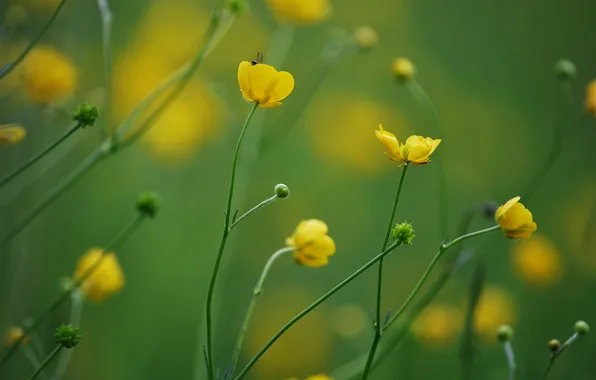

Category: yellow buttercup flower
[73, 248, 125, 302]
[286, 219, 335, 267]
[238, 61, 294, 108]
[354, 26, 378, 50]
[266, 0, 331, 25]
[375, 125, 441, 166]
[495, 196, 537, 239]
[411, 304, 464, 346]
[0, 124, 26, 145]
[392, 58, 415, 81]
[4, 327, 27, 346]
[23, 46, 77, 105]
[512, 234, 562, 287]
[586, 79, 596, 117]
[305, 375, 333, 380]
[474, 286, 515, 341]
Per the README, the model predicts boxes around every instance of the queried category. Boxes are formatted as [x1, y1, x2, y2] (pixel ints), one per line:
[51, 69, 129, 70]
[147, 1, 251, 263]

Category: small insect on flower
[73, 248, 125, 302]
[0, 124, 25, 145]
[375, 125, 441, 166]
[238, 58, 294, 108]
[286, 219, 336, 267]
[495, 196, 537, 239]
[266, 0, 332, 25]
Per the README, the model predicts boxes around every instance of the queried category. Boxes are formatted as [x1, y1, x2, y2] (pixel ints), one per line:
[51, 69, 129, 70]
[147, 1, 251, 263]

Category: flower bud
[574, 320, 589, 336]
[274, 184, 290, 199]
[497, 325, 514, 342]
[72, 103, 99, 127]
[227, 0, 247, 14]
[53, 324, 82, 348]
[354, 26, 378, 51]
[392, 222, 415, 245]
[392, 58, 415, 82]
[547, 339, 561, 352]
[555, 59, 576, 81]
[136, 192, 160, 218]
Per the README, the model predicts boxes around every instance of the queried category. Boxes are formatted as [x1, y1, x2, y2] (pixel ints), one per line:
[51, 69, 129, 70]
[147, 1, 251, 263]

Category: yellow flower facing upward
[238, 61, 294, 108]
[0, 124, 26, 145]
[23, 46, 77, 105]
[375, 125, 441, 166]
[512, 234, 562, 287]
[286, 219, 335, 267]
[266, 0, 331, 25]
[495, 196, 537, 239]
[4, 327, 27, 346]
[586, 79, 596, 117]
[411, 304, 464, 347]
[73, 248, 125, 302]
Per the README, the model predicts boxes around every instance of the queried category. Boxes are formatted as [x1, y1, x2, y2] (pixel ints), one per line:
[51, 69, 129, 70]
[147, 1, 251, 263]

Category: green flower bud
[227, 0, 247, 14]
[136, 192, 160, 218]
[497, 325, 514, 343]
[555, 59, 576, 81]
[574, 320, 589, 336]
[274, 184, 290, 199]
[392, 222, 415, 245]
[547, 339, 561, 352]
[72, 102, 99, 128]
[53, 324, 82, 348]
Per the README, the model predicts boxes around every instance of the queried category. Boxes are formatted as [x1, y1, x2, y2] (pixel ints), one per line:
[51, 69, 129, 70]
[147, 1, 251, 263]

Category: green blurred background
[1, 0, 596, 379]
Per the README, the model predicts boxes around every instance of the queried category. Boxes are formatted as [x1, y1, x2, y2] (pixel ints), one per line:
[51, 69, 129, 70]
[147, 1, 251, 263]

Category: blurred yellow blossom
[0, 124, 26, 145]
[411, 304, 464, 346]
[331, 303, 367, 339]
[512, 234, 562, 287]
[286, 219, 335, 267]
[586, 80, 596, 117]
[495, 196, 537, 239]
[266, 0, 332, 25]
[392, 58, 415, 81]
[238, 61, 294, 108]
[354, 26, 378, 50]
[23, 46, 77, 105]
[474, 286, 515, 341]
[4, 327, 27, 346]
[73, 248, 125, 303]
[375, 125, 441, 166]
[306, 375, 333, 380]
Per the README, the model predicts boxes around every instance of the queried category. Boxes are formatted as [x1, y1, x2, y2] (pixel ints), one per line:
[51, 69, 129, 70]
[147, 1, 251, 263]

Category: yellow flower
[375, 125, 441, 166]
[392, 58, 415, 81]
[586, 79, 596, 117]
[331, 303, 367, 339]
[0, 124, 26, 145]
[286, 219, 335, 267]
[305, 375, 333, 380]
[23, 46, 77, 105]
[354, 26, 378, 50]
[4, 327, 27, 346]
[474, 286, 515, 341]
[238, 61, 294, 108]
[411, 304, 464, 346]
[266, 0, 331, 25]
[512, 234, 562, 287]
[73, 248, 125, 302]
[495, 196, 537, 239]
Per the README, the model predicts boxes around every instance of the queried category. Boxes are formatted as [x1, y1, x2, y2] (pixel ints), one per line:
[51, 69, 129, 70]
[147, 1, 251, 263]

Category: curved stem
[205, 102, 259, 380]
[233, 241, 402, 380]
[503, 341, 516, 380]
[543, 332, 578, 380]
[0, 0, 67, 80]
[28, 345, 62, 380]
[0, 123, 81, 189]
[229, 247, 294, 376]
[228, 195, 277, 232]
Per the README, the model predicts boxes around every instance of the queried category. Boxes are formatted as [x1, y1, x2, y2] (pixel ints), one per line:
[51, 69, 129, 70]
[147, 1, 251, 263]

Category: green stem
[229, 247, 294, 376]
[542, 333, 578, 380]
[22, 345, 45, 379]
[503, 341, 516, 380]
[228, 195, 277, 232]
[383, 225, 500, 332]
[233, 241, 402, 380]
[0, 0, 67, 79]
[28, 345, 62, 380]
[51, 290, 83, 380]
[362, 164, 409, 380]
[460, 260, 486, 380]
[97, 0, 112, 140]
[205, 102, 259, 380]
[0, 122, 81, 189]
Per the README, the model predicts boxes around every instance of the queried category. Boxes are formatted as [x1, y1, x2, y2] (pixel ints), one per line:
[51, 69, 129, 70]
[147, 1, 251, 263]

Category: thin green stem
[205, 102, 259, 380]
[503, 341, 516, 380]
[97, 0, 113, 140]
[233, 241, 402, 380]
[51, 291, 83, 380]
[460, 259, 486, 380]
[28, 345, 62, 380]
[362, 164, 409, 380]
[543, 333, 578, 380]
[0, 122, 81, 189]
[0, 0, 67, 79]
[22, 345, 45, 379]
[228, 195, 278, 232]
[229, 247, 294, 376]
[383, 225, 499, 332]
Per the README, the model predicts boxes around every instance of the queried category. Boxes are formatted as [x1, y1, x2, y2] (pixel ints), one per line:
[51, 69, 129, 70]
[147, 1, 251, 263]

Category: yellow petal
[269, 70, 294, 103]
[247, 63, 279, 104]
[237, 61, 252, 101]
[375, 124, 403, 161]
[495, 196, 521, 222]
[0, 124, 26, 145]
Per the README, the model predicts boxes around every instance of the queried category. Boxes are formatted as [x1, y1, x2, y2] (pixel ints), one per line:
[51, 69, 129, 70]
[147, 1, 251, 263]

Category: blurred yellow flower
[411, 304, 464, 346]
[511, 234, 562, 287]
[331, 303, 367, 339]
[375, 125, 441, 166]
[0, 124, 26, 145]
[23, 46, 77, 105]
[392, 58, 415, 81]
[306, 375, 333, 380]
[286, 219, 335, 267]
[4, 327, 27, 346]
[474, 286, 515, 341]
[266, 0, 332, 25]
[238, 61, 294, 108]
[495, 196, 537, 239]
[586, 80, 596, 117]
[354, 26, 378, 50]
[73, 248, 125, 303]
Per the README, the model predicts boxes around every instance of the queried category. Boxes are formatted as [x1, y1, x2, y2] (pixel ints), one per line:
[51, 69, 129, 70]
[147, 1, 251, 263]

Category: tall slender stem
[205, 103, 259, 380]
[97, 0, 113, 140]
[228, 195, 278, 232]
[0, 123, 81, 189]
[362, 165, 409, 380]
[543, 333, 578, 380]
[503, 341, 516, 380]
[51, 291, 84, 380]
[28, 345, 62, 380]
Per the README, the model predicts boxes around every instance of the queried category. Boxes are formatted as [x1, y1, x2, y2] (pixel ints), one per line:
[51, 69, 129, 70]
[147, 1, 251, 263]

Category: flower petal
[237, 61, 252, 100]
[270, 71, 294, 102]
[247, 63, 279, 103]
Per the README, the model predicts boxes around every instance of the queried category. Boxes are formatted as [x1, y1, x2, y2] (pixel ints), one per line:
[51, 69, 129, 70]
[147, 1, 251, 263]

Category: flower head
[72, 103, 99, 127]
[354, 26, 378, 51]
[497, 325, 514, 343]
[73, 248, 125, 302]
[392, 58, 415, 81]
[23, 46, 77, 105]
[53, 324, 82, 348]
[375, 125, 440, 166]
[136, 191, 161, 218]
[305, 375, 333, 380]
[512, 234, 561, 287]
[586, 79, 596, 117]
[0, 124, 26, 145]
[238, 61, 294, 108]
[495, 197, 537, 239]
[266, 0, 331, 25]
[286, 219, 335, 267]
[575, 320, 590, 336]
[474, 286, 515, 341]
[4, 327, 27, 346]
[411, 304, 464, 346]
